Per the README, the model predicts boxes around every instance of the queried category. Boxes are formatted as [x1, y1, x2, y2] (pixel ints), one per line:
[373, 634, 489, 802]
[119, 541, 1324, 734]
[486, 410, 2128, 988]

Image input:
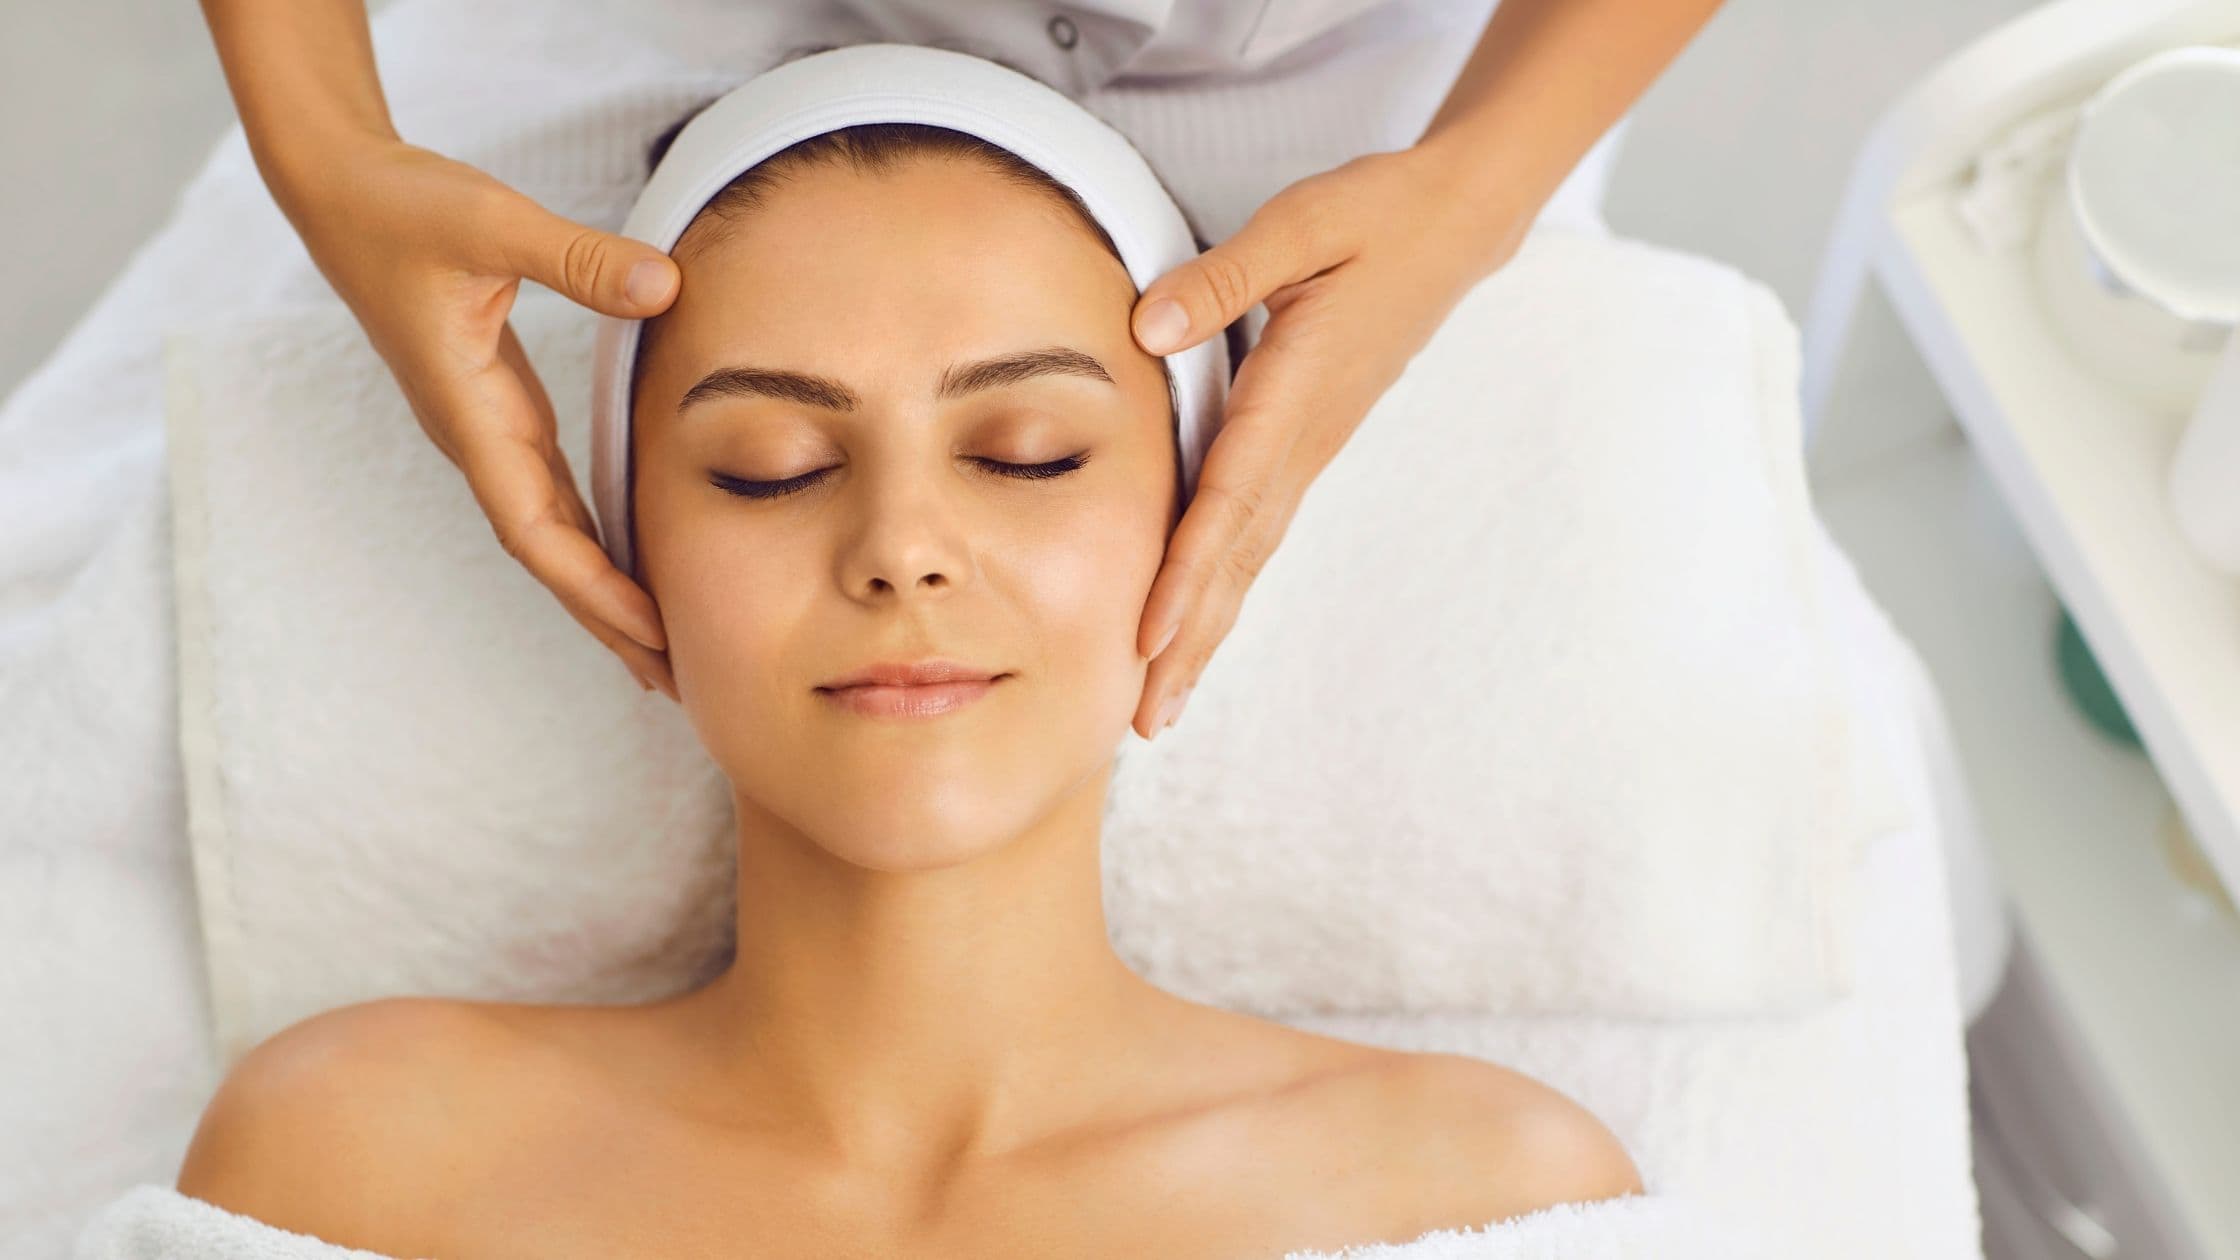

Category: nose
[838, 471, 975, 603]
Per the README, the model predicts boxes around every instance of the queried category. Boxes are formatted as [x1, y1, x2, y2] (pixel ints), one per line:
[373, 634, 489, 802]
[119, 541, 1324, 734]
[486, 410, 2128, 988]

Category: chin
[808, 803, 1029, 873]
[792, 771, 1043, 869]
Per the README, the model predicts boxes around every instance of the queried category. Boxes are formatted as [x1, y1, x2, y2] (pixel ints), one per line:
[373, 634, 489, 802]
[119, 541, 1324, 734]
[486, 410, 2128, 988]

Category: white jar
[2033, 44, 2240, 419]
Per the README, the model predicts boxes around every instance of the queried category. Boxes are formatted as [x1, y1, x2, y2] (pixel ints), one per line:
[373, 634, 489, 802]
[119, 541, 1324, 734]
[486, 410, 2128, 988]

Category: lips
[814, 658, 1011, 721]
[817, 676, 1002, 719]
[816, 659, 1004, 690]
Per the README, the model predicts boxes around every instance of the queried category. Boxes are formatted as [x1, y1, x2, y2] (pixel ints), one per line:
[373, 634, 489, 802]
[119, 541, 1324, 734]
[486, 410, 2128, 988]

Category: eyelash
[709, 453, 1091, 501]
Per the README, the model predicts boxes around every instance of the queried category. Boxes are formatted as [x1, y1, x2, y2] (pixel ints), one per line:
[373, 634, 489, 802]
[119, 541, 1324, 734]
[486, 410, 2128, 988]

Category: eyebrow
[675, 345, 1116, 415]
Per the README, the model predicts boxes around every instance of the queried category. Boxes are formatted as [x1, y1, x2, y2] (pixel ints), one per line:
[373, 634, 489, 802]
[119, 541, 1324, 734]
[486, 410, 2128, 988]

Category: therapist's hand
[1126, 146, 1533, 740]
[270, 134, 682, 698]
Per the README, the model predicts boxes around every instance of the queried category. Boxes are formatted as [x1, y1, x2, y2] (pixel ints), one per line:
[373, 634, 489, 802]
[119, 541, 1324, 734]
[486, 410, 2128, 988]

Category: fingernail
[1147, 618, 1180, 661]
[1170, 682, 1196, 729]
[626, 259, 670, 307]
[1137, 298, 1188, 355]
[1153, 691, 1182, 733]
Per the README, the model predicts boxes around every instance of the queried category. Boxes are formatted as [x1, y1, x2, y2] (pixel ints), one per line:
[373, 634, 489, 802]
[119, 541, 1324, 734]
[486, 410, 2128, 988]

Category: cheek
[1014, 504, 1160, 651]
[1006, 489, 1169, 728]
[658, 535, 805, 689]
[635, 479, 816, 752]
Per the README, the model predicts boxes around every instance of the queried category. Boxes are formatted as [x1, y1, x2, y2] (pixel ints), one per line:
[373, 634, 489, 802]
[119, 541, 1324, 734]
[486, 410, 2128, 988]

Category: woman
[168, 74, 1644, 1258]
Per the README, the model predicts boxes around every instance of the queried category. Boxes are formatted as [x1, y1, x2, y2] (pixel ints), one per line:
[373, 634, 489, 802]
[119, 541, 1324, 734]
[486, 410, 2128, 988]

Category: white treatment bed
[0, 1, 1985, 1256]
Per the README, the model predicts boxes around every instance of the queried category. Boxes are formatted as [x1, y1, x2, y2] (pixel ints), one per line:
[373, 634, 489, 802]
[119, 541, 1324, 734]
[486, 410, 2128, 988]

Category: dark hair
[632, 45, 1248, 475]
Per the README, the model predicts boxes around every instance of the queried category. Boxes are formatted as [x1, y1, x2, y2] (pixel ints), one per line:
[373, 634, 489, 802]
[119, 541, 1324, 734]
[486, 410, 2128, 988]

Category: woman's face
[630, 153, 1179, 872]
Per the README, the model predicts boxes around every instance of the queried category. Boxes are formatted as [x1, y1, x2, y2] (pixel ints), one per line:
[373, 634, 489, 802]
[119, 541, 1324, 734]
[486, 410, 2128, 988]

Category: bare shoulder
[1361, 1051, 1645, 1230]
[173, 996, 508, 1253]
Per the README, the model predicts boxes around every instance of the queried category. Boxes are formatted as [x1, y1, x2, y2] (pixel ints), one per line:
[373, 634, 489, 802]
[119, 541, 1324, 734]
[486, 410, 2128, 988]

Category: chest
[416, 1094, 1417, 1260]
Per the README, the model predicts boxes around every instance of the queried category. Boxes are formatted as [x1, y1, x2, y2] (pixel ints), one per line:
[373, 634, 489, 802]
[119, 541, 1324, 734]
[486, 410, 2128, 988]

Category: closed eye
[710, 453, 1091, 501]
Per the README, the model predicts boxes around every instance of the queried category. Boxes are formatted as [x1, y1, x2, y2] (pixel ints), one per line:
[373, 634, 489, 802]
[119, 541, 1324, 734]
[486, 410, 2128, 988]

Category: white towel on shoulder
[74, 1187, 395, 1260]
[74, 1183, 1765, 1259]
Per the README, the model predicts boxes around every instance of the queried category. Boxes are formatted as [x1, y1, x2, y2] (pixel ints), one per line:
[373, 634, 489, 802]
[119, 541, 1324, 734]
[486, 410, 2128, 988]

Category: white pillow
[166, 224, 1892, 1064]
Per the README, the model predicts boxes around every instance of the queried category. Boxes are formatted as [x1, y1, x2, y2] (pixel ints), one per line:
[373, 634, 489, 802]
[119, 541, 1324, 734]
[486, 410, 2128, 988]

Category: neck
[675, 756, 1176, 1176]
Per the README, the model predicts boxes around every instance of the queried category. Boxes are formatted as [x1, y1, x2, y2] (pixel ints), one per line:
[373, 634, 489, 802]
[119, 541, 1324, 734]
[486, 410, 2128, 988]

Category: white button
[1047, 13, 1079, 49]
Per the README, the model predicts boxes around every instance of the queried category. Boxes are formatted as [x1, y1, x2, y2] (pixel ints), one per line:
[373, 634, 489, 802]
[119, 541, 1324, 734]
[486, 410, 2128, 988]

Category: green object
[2056, 607, 2142, 751]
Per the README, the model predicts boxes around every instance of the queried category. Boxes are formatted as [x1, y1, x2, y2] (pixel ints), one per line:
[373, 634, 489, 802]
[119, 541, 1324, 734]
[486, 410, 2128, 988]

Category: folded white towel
[72, 1184, 1762, 1260]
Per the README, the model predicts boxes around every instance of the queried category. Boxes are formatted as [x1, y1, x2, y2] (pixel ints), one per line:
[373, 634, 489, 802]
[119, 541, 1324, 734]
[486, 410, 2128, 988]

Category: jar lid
[2069, 44, 2240, 329]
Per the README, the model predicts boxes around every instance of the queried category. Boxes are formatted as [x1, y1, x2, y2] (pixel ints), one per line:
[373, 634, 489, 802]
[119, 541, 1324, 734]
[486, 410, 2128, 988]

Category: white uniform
[806, 0, 1623, 247]
[838, 0, 1468, 91]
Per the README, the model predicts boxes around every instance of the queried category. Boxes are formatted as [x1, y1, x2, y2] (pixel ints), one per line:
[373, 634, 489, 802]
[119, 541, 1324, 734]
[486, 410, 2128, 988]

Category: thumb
[1131, 213, 1306, 357]
[498, 194, 679, 319]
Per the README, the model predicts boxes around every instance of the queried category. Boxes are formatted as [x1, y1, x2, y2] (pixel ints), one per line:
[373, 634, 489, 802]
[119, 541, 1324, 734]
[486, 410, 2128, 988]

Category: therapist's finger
[1130, 443, 1302, 739]
[495, 320, 617, 563]
[449, 324, 676, 693]
[1130, 181, 1336, 357]
[490, 322, 676, 699]
[485, 184, 681, 321]
[1130, 349, 1311, 740]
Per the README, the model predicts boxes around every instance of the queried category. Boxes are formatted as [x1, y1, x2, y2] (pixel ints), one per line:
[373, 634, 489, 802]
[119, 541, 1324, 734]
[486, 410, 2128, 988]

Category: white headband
[589, 41, 1232, 584]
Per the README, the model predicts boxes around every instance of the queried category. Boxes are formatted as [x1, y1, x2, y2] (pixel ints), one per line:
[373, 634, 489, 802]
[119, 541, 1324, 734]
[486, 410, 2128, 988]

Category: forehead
[649, 157, 1137, 371]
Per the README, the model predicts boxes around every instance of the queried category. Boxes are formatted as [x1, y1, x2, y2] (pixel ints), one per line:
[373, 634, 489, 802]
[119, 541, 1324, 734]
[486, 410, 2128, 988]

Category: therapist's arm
[1416, 0, 1727, 268]
[196, 0, 684, 700]
[197, 0, 399, 195]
